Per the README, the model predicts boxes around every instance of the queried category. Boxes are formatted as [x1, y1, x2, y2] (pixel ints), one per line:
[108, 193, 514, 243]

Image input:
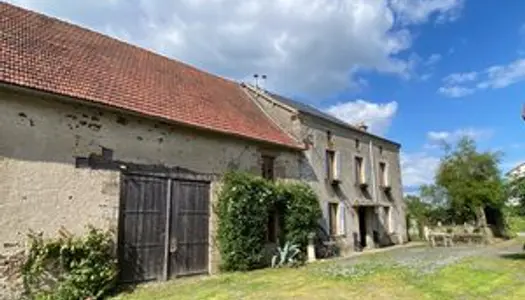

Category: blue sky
[7, 0, 525, 192]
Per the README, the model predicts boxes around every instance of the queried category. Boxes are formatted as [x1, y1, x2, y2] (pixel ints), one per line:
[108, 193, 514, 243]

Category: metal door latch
[170, 239, 178, 253]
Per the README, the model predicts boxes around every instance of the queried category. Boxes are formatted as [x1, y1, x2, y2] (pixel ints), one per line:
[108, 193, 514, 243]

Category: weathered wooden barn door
[119, 172, 210, 283]
[169, 180, 210, 278]
[118, 174, 168, 283]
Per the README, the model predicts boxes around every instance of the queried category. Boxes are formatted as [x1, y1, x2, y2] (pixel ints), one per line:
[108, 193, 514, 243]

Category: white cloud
[324, 100, 398, 135]
[401, 152, 440, 188]
[437, 86, 474, 97]
[426, 128, 494, 148]
[416, 53, 442, 80]
[443, 71, 478, 84]
[480, 59, 525, 89]
[440, 58, 525, 97]
[404, 126, 494, 189]
[425, 53, 442, 66]
[390, 0, 465, 25]
[6, 0, 465, 97]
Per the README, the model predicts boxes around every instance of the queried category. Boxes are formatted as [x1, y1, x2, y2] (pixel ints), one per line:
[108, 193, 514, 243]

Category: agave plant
[271, 241, 301, 268]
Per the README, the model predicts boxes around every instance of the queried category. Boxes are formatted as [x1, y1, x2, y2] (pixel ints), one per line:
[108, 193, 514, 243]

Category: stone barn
[0, 2, 302, 285]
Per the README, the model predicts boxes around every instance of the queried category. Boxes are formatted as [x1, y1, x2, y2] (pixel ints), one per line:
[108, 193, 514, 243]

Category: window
[328, 203, 339, 236]
[379, 162, 388, 186]
[326, 150, 335, 180]
[262, 155, 275, 180]
[355, 156, 365, 184]
[379, 146, 383, 155]
[355, 138, 360, 149]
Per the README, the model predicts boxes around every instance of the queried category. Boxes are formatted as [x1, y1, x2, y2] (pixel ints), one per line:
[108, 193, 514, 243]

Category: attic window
[327, 131, 334, 148]
[379, 162, 388, 186]
[327, 130, 332, 141]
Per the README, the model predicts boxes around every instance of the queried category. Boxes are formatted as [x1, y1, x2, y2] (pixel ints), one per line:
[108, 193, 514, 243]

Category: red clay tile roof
[0, 3, 301, 149]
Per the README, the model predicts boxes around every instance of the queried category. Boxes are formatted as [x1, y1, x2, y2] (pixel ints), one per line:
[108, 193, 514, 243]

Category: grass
[113, 245, 525, 300]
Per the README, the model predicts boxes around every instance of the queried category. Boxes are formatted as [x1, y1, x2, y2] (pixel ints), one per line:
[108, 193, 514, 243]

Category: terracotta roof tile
[0, 3, 301, 149]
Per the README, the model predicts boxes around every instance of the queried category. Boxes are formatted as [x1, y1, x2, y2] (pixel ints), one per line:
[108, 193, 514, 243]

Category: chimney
[357, 122, 368, 131]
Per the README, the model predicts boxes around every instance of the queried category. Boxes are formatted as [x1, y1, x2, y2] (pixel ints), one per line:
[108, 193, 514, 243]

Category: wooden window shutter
[365, 158, 372, 186]
[333, 151, 342, 181]
[338, 202, 346, 235]
[328, 203, 338, 236]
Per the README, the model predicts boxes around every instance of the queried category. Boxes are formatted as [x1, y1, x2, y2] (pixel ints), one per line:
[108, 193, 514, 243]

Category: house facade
[505, 162, 525, 207]
[0, 2, 302, 287]
[244, 85, 407, 254]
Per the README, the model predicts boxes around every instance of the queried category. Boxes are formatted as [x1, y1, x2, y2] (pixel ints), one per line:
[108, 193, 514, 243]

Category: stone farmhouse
[244, 86, 407, 254]
[0, 2, 406, 285]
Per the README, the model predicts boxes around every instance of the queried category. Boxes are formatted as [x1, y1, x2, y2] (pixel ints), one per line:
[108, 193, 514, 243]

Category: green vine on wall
[22, 226, 118, 300]
[278, 183, 322, 252]
[216, 171, 321, 272]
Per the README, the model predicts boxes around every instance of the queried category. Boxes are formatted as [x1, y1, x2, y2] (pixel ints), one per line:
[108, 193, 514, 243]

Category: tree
[506, 175, 525, 215]
[435, 137, 505, 227]
[405, 195, 430, 239]
[405, 195, 430, 223]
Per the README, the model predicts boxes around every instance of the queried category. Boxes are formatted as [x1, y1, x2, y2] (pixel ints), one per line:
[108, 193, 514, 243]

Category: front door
[358, 207, 367, 249]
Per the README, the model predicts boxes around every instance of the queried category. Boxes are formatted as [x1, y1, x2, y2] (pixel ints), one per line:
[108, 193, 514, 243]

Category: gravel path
[316, 241, 523, 277]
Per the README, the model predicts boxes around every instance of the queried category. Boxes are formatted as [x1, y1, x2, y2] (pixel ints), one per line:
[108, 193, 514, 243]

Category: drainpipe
[368, 140, 377, 204]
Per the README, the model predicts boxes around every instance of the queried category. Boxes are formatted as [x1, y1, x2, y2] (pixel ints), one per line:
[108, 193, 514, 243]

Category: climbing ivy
[278, 182, 322, 252]
[216, 171, 321, 271]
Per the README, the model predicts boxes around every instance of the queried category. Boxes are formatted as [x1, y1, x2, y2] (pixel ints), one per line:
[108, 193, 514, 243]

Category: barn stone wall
[0, 86, 300, 294]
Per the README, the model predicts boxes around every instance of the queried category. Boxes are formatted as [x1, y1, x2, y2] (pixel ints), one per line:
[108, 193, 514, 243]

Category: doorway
[118, 172, 210, 283]
[357, 207, 367, 249]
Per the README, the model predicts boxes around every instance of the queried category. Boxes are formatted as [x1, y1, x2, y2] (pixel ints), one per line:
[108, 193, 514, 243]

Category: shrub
[278, 183, 322, 252]
[216, 172, 276, 271]
[216, 172, 321, 272]
[22, 226, 118, 300]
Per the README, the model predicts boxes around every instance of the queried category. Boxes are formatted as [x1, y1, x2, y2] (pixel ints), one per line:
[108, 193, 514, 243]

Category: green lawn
[113, 244, 525, 300]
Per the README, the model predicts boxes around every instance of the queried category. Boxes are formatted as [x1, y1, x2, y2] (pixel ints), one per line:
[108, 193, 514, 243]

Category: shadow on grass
[500, 253, 525, 260]
[107, 283, 138, 298]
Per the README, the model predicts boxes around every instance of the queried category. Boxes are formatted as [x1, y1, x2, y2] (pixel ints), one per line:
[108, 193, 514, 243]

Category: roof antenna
[253, 74, 259, 88]
[260, 75, 267, 91]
